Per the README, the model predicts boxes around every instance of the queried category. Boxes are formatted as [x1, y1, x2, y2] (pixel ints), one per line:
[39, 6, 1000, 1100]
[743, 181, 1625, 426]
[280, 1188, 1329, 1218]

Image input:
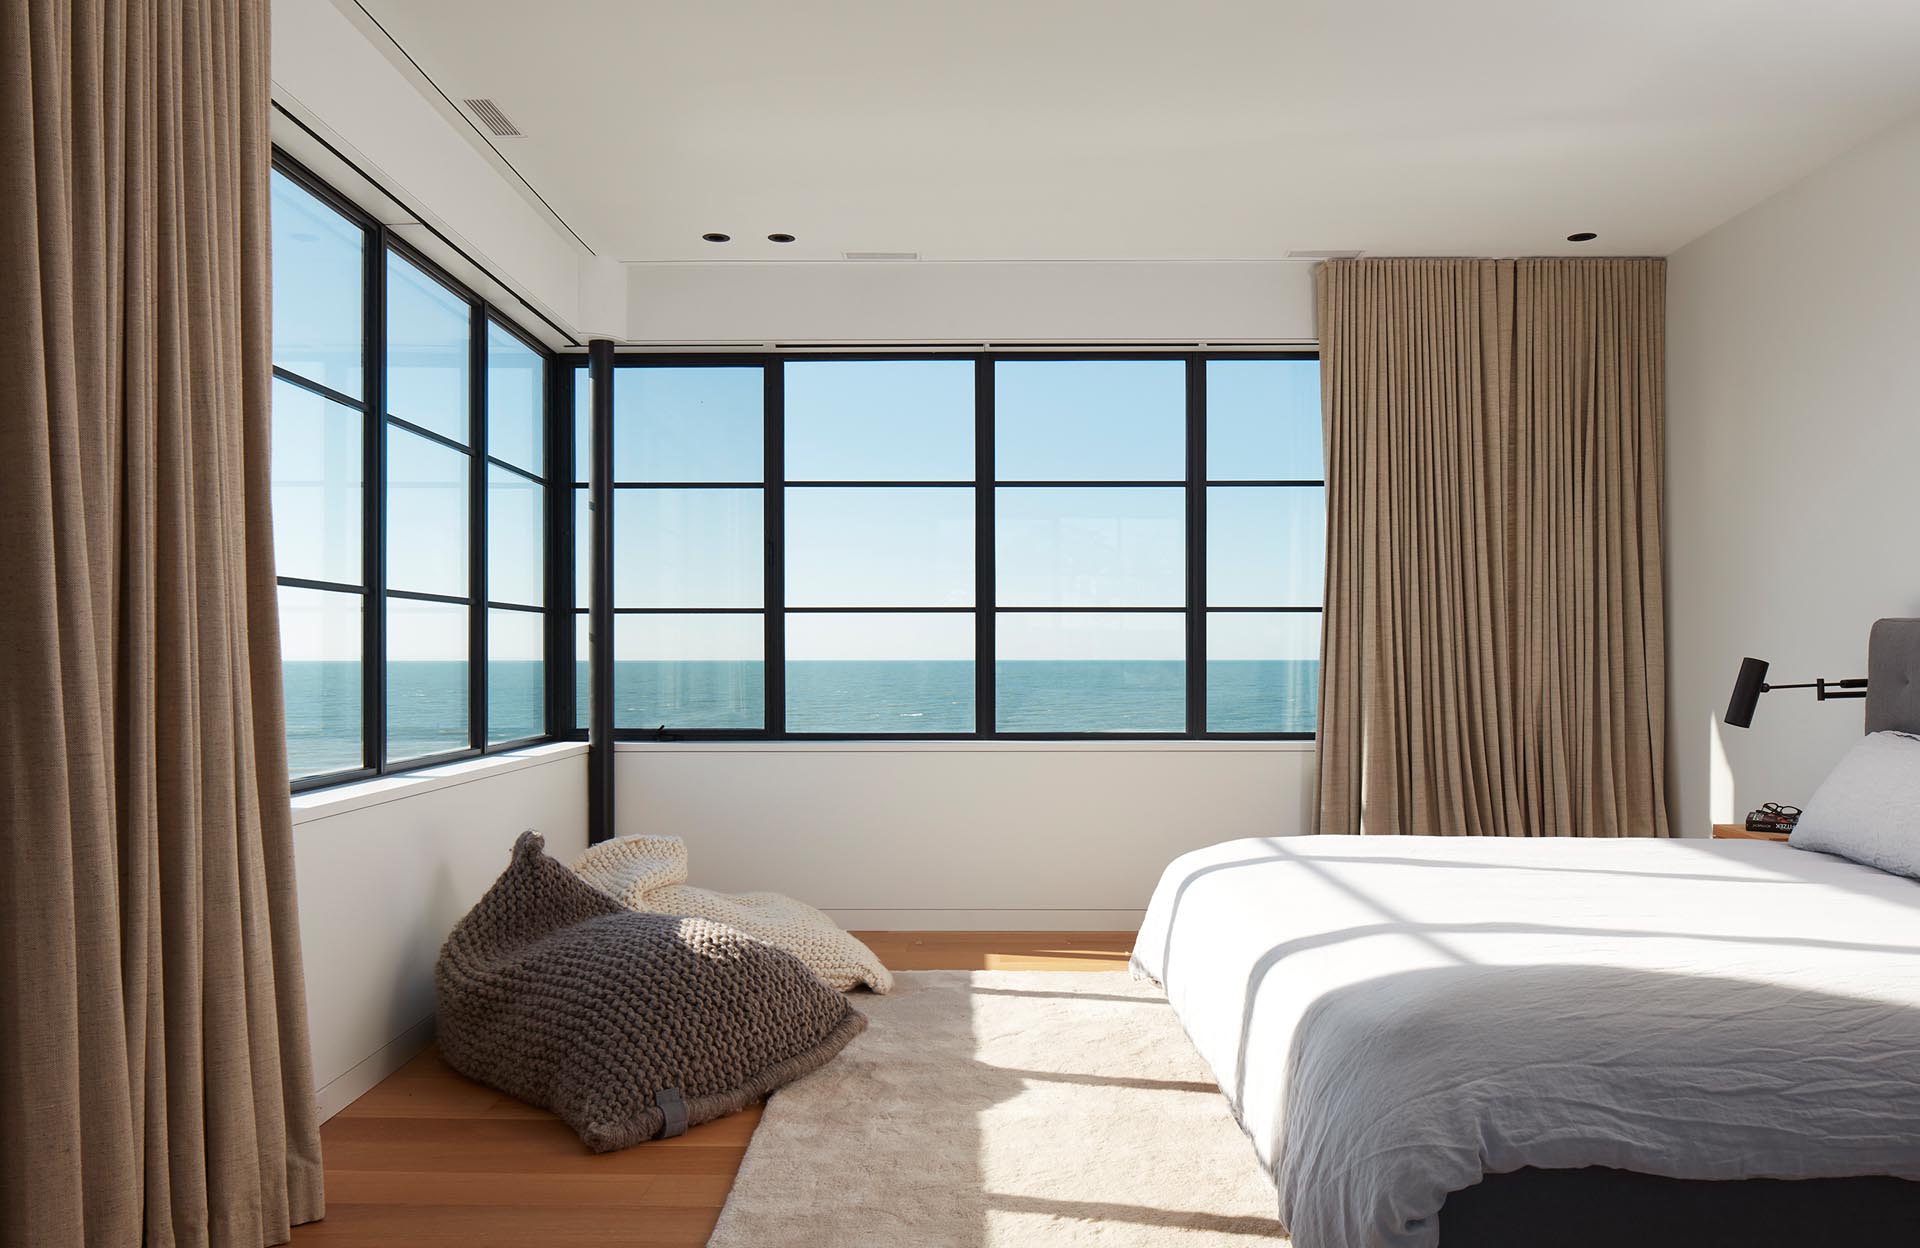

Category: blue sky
[564, 359, 1324, 661]
[272, 167, 1322, 664]
[278, 354, 1323, 662]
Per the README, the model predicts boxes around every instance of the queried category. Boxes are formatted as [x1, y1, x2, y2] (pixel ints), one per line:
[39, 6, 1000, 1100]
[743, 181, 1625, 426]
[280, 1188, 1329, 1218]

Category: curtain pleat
[0, 2, 326, 1244]
[1315, 258, 1667, 839]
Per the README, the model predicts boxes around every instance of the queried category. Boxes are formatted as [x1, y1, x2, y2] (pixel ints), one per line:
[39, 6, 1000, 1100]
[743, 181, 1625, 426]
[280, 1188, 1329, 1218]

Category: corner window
[269, 155, 555, 788]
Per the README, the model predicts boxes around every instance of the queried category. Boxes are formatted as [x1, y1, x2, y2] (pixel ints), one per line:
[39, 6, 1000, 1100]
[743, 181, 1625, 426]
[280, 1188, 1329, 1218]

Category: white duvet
[1131, 836, 1920, 1248]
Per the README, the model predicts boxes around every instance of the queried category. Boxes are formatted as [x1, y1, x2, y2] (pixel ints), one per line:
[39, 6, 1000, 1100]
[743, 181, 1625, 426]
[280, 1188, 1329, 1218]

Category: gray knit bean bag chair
[435, 831, 866, 1152]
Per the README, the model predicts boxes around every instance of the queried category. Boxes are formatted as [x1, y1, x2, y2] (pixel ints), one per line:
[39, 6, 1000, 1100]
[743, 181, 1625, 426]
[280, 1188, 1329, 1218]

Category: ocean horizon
[284, 658, 1316, 778]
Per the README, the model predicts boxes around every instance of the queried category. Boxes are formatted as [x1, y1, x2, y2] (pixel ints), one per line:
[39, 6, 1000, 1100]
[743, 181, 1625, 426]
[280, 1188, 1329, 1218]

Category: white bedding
[1131, 836, 1920, 1248]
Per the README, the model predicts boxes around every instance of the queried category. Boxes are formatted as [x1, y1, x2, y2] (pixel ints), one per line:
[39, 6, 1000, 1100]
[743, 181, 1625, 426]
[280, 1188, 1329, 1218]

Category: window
[590, 367, 767, 732]
[487, 324, 550, 744]
[271, 166, 368, 781]
[1203, 359, 1323, 734]
[995, 360, 1187, 732]
[786, 361, 975, 732]
[269, 154, 555, 788]
[570, 353, 1322, 739]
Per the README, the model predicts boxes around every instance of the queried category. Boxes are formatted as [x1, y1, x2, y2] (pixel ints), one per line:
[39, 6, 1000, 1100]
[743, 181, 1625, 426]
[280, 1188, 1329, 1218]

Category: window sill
[613, 739, 1314, 755]
[289, 742, 589, 826]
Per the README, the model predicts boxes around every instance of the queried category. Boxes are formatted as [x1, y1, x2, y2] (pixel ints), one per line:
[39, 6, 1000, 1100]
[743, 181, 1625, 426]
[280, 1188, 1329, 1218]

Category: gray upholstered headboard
[1865, 618, 1920, 735]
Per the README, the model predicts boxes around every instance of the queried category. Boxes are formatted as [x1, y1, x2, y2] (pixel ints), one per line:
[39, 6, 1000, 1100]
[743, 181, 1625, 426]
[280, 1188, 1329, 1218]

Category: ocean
[284, 659, 1316, 778]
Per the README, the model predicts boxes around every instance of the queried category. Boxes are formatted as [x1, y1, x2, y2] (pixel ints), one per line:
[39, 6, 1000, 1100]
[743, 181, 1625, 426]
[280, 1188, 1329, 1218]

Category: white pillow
[1790, 731, 1920, 879]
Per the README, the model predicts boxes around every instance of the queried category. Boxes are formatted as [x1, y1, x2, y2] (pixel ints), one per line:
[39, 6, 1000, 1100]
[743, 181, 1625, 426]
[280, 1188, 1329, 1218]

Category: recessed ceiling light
[702, 232, 731, 243]
[1566, 231, 1598, 243]
[767, 233, 796, 243]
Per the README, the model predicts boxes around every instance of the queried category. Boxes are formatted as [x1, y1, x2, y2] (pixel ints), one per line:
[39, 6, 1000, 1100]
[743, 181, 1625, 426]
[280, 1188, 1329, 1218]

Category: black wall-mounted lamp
[1723, 657, 1869, 728]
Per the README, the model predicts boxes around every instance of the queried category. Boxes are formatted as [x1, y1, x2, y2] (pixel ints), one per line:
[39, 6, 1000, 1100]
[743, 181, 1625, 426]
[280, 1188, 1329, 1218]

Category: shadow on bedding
[1274, 965, 1920, 1248]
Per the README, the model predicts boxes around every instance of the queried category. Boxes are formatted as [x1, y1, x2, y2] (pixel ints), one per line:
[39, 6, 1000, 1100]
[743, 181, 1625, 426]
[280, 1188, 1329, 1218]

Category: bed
[1132, 619, 1920, 1248]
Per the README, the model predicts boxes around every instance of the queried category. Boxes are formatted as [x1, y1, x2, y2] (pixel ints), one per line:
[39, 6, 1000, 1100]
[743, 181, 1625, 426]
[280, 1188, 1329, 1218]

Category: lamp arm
[1760, 676, 1869, 693]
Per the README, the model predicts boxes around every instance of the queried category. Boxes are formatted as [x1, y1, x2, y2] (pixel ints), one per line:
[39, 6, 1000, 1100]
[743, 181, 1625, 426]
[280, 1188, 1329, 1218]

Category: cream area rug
[708, 971, 1287, 1246]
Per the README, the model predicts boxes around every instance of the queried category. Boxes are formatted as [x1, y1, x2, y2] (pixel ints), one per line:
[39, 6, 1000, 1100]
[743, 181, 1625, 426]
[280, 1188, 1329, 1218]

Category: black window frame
[273, 150, 565, 794]
[559, 349, 1322, 743]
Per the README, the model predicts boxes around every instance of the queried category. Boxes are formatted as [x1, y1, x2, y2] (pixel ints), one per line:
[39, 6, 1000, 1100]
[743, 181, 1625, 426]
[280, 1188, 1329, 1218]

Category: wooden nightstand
[1712, 823, 1790, 842]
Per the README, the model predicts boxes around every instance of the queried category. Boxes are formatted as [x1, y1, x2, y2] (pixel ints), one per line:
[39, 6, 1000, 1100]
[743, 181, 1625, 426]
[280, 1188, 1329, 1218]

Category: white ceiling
[355, 0, 1920, 263]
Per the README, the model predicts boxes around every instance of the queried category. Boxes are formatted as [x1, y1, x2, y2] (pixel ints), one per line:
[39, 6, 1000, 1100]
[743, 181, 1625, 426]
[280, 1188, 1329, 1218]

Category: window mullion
[975, 357, 995, 738]
[365, 225, 388, 773]
[545, 357, 570, 740]
[1186, 355, 1207, 735]
[764, 360, 785, 736]
[586, 342, 616, 839]
[470, 301, 488, 752]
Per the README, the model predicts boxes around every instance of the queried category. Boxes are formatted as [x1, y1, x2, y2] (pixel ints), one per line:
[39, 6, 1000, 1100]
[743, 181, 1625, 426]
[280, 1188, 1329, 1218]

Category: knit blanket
[572, 835, 893, 994]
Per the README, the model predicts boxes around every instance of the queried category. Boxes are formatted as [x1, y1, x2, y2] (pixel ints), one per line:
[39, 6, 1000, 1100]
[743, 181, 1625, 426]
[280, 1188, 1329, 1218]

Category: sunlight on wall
[1707, 713, 1736, 825]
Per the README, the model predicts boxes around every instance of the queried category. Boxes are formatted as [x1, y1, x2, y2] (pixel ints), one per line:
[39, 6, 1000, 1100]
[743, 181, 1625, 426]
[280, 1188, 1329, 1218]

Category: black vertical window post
[364, 228, 388, 769]
[587, 340, 616, 843]
[764, 362, 785, 734]
[469, 303, 488, 750]
[544, 359, 570, 739]
[1185, 356, 1207, 734]
[974, 358, 995, 735]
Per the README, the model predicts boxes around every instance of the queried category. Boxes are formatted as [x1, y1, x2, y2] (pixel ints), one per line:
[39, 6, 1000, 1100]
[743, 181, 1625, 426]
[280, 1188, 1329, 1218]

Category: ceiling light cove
[767, 233, 796, 243]
[1566, 231, 1598, 243]
[701, 232, 731, 243]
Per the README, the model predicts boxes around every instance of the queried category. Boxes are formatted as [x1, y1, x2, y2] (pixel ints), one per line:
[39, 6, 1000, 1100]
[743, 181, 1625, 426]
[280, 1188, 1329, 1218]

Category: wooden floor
[293, 932, 1134, 1247]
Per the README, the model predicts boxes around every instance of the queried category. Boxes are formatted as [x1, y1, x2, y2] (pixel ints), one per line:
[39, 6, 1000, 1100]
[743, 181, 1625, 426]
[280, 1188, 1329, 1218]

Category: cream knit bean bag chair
[571, 835, 893, 994]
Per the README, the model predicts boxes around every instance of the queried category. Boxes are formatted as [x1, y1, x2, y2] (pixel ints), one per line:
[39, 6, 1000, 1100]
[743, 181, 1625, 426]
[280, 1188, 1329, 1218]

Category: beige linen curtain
[0, 1, 325, 1243]
[1315, 258, 1667, 838]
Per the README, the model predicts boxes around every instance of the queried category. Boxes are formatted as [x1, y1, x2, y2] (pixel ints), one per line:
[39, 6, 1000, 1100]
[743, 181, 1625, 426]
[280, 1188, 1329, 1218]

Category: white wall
[625, 259, 1318, 345]
[1666, 111, 1920, 837]
[269, 0, 597, 341]
[292, 745, 587, 1119]
[615, 742, 1315, 930]
[608, 261, 1323, 922]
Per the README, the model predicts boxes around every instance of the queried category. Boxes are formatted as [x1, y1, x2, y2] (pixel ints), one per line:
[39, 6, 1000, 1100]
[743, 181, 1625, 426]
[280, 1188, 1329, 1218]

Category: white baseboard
[828, 908, 1145, 932]
[313, 1013, 436, 1122]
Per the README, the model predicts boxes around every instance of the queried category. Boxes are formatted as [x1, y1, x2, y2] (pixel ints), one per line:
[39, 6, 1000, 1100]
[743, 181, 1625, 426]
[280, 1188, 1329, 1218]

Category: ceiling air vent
[463, 98, 522, 137]
[1286, 249, 1363, 260]
[842, 251, 919, 261]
